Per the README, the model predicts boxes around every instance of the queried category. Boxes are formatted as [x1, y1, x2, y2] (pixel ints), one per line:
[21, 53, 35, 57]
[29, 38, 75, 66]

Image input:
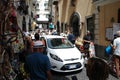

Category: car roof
[42, 35, 64, 39]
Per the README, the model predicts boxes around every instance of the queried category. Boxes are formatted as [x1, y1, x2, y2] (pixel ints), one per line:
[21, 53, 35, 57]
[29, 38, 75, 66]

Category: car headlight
[50, 53, 63, 62]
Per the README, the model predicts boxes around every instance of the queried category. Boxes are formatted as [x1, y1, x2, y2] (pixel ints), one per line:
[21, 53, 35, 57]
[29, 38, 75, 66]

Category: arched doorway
[70, 12, 80, 37]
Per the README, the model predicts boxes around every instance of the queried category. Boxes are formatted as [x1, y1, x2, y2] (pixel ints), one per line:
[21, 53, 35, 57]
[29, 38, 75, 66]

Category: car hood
[49, 47, 81, 59]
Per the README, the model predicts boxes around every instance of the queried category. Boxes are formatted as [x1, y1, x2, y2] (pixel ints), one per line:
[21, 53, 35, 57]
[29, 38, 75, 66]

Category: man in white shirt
[113, 31, 120, 78]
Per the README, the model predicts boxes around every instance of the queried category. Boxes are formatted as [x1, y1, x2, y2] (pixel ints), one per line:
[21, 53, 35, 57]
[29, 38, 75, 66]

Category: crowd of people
[22, 28, 120, 80]
[85, 30, 120, 79]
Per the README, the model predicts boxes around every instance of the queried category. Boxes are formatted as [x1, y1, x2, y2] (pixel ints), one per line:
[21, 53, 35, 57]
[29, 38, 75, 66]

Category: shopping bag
[105, 45, 112, 55]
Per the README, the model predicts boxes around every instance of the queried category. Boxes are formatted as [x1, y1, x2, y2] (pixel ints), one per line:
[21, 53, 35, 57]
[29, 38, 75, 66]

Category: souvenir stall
[0, 0, 25, 80]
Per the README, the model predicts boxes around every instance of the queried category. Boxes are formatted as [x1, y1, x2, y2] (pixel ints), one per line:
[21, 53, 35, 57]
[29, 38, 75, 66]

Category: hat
[33, 41, 45, 48]
[116, 31, 120, 37]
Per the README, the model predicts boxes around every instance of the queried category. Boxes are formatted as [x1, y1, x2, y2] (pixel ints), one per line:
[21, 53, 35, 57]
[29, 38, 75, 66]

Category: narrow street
[52, 67, 119, 80]
[0, 0, 120, 80]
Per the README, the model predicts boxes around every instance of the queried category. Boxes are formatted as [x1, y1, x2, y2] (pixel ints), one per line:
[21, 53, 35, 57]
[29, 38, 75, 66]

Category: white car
[41, 35, 84, 72]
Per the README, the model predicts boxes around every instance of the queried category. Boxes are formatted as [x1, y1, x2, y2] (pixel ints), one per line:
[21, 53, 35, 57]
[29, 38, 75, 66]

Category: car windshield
[47, 38, 74, 49]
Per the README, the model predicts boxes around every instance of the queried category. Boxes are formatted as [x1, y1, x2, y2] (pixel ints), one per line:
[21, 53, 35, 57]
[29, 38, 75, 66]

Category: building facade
[52, 0, 94, 38]
[93, 0, 120, 46]
[92, 0, 120, 58]
[14, 0, 50, 32]
[13, 0, 34, 32]
[52, 0, 120, 58]
[35, 0, 49, 29]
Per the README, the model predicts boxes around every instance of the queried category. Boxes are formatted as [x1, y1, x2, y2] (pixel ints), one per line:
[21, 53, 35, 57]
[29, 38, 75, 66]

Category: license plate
[69, 65, 76, 69]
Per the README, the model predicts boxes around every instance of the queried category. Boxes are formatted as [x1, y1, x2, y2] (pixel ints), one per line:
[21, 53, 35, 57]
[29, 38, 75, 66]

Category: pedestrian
[86, 57, 109, 80]
[111, 33, 118, 45]
[25, 35, 33, 54]
[49, 23, 54, 33]
[83, 30, 93, 58]
[51, 29, 57, 35]
[105, 33, 117, 56]
[67, 31, 75, 44]
[24, 33, 52, 80]
[31, 32, 35, 41]
[83, 30, 93, 49]
[83, 30, 93, 41]
[113, 30, 120, 78]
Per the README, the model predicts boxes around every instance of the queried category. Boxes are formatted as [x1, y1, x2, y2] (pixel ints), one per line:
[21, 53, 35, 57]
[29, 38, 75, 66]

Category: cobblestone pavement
[52, 67, 120, 80]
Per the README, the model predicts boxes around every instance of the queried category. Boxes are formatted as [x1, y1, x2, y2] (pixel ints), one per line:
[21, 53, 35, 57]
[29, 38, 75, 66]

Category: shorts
[113, 54, 120, 61]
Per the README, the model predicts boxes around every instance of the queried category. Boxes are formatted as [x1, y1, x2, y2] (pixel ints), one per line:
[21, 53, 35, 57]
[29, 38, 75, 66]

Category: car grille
[64, 58, 79, 61]
[61, 62, 82, 70]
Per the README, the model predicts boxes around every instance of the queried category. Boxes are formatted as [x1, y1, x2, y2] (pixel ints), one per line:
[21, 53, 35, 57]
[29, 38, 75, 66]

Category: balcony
[53, 0, 59, 5]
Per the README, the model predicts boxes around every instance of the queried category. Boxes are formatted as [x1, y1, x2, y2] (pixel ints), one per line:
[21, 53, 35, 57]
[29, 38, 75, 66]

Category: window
[36, 14, 40, 18]
[46, 14, 49, 18]
[44, 2, 49, 10]
[36, 3, 39, 8]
